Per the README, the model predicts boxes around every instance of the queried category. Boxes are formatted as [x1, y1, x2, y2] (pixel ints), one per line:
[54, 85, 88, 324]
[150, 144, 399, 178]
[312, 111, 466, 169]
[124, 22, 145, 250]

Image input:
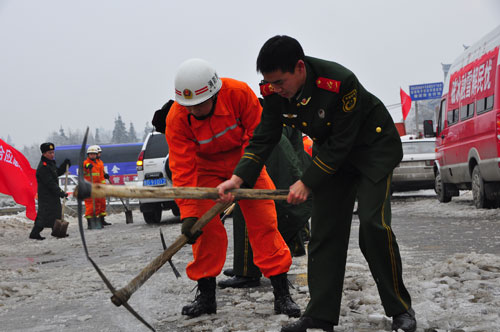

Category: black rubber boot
[100, 216, 112, 226]
[281, 316, 334, 332]
[392, 308, 416, 332]
[181, 277, 216, 317]
[270, 273, 301, 317]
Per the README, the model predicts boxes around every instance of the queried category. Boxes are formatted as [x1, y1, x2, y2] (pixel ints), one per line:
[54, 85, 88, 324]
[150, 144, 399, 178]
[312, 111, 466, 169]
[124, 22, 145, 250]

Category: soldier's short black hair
[256, 35, 305, 74]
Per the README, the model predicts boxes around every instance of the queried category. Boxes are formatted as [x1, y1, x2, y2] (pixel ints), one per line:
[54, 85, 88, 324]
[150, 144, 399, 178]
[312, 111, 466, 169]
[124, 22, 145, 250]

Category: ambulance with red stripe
[433, 25, 500, 208]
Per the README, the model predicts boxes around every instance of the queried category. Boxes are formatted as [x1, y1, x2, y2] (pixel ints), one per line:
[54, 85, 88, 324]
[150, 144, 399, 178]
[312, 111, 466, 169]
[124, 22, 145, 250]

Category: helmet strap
[192, 94, 218, 121]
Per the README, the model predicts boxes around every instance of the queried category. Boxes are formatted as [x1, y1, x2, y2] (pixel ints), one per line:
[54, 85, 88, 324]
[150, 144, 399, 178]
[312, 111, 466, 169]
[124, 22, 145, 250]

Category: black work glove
[63, 158, 71, 167]
[85, 163, 93, 170]
[181, 217, 202, 244]
[60, 191, 68, 198]
[104, 173, 110, 180]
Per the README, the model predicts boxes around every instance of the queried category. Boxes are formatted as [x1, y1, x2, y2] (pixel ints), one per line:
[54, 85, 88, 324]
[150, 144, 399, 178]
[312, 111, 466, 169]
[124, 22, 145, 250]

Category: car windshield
[402, 141, 435, 154]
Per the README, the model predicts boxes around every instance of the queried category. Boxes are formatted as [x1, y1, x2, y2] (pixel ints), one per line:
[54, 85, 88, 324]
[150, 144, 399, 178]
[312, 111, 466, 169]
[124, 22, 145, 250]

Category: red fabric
[0, 139, 37, 220]
[316, 77, 341, 93]
[400, 88, 412, 121]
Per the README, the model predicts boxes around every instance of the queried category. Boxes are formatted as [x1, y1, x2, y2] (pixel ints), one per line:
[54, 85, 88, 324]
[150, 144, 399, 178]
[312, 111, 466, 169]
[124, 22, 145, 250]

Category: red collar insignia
[316, 77, 341, 93]
[260, 83, 276, 97]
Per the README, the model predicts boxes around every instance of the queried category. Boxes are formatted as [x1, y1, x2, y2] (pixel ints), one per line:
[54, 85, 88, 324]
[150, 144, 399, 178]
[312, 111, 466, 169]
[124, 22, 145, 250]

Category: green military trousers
[232, 204, 262, 278]
[303, 168, 412, 325]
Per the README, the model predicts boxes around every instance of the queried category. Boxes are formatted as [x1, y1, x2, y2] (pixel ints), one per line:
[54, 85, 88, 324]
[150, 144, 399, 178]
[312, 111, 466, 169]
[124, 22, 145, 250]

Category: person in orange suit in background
[83, 145, 108, 227]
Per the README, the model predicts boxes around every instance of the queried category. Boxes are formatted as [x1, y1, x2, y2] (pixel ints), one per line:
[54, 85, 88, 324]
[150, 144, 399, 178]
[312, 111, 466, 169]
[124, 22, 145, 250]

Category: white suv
[136, 132, 179, 223]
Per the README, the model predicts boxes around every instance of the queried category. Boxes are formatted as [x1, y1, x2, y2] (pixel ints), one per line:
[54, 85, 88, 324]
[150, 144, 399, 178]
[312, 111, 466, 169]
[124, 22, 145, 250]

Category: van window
[477, 95, 495, 114]
[144, 134, 169, 159]
[447, 109, 459, 126]
[437, 99, 446, 134]
[486, 94, 494, 110]
[460, 102, 475, 121]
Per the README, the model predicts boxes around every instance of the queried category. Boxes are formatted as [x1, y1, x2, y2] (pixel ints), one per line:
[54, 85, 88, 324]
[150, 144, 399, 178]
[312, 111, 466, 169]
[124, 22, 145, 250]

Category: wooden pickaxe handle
[110, 202, 231, 307]
[76, 184, 289, 201]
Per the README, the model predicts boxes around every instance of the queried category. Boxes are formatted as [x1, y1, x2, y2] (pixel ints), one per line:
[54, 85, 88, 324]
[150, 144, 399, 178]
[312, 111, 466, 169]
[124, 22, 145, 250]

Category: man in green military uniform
[219, 129, 312, 289]
[217, 35, 416, 332]
[29, 142, 70, 240]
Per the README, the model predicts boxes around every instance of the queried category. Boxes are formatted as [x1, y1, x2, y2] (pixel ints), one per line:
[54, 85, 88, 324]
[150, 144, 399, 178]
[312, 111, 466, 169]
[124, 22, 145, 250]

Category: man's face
[43, 150, 55, 160]
[185, 98, 213, 118]
[88, 153, 97, 160]
[262, 60, 306, 99]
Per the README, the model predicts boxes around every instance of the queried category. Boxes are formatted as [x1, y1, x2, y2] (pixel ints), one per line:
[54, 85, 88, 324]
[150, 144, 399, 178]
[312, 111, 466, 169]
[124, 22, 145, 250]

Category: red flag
[0, 139, 37, 220]
[400, 88, 412, 121]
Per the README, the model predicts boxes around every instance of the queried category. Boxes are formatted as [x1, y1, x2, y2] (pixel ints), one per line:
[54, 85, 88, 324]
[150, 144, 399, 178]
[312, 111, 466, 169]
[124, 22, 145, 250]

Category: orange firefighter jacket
[84, 157, 105, 185]
[165, 78, 263, 219]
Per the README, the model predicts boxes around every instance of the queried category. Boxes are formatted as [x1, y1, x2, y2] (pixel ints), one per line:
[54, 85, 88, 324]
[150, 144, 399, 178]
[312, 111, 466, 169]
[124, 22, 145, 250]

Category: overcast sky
[1, 0, 499, 148]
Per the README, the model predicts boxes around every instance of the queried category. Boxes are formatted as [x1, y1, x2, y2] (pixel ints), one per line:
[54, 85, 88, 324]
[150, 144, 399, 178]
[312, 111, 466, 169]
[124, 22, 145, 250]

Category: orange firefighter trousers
[186, 168, 292, 280]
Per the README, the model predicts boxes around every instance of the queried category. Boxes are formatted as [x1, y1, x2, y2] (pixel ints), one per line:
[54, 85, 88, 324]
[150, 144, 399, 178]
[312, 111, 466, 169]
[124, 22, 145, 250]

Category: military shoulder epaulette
[316, 77, 341, 93]
[260, 83, 276, 97]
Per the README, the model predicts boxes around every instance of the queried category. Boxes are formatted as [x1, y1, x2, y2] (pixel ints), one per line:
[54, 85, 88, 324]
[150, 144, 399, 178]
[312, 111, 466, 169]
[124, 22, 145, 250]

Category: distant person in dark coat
[29, 142, 70, 240]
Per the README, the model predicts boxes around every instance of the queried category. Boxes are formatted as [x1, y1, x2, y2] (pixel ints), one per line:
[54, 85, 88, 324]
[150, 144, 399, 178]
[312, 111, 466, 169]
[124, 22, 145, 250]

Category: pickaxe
[75, 128, 289, 331]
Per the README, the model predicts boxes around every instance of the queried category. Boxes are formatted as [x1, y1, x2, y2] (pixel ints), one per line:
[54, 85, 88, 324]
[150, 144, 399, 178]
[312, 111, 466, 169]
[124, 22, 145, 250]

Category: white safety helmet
[87, 145, 100, 154]
[174, 58, 222, 107]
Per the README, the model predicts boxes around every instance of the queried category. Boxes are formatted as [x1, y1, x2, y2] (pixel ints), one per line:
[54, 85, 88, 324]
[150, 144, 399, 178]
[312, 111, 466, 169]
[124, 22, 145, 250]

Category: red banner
[0, 140, 37, 220]
[448, 47, 498, 109]
[400, 88, 412, 121]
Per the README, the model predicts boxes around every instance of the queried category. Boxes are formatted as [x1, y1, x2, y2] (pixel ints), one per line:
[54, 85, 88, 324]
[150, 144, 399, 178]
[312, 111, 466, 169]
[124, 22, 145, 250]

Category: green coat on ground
[34, 156, 66, 229]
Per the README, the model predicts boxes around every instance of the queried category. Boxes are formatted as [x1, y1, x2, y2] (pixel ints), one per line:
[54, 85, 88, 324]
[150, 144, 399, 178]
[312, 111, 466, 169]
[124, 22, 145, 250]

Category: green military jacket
[234, 56, 403, 190]
[35, 156, 66, 228]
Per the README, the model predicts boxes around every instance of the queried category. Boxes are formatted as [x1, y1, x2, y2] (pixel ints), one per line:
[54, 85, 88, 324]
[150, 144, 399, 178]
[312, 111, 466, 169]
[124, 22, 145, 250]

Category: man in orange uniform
[165, 58, 300, 318]
[94, 145, 111, 226]
[83, 145, 107, 226]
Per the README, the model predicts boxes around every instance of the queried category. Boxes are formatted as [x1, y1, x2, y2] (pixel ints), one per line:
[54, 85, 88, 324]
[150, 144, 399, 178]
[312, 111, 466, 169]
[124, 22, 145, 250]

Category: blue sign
[409, 82, 443, 101]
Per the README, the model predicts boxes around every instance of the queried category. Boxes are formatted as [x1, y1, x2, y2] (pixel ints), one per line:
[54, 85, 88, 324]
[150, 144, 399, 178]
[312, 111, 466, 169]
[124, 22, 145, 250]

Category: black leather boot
[223, 268, 235, 277]
[181, 277, 216, 317]
[29, 225, 45, 240]
[281, 316, 334, 332]
[218, 275, 260, 289]
[392, 308, 416, 332]
[270, 273, 301, 317]
[100, 216, 112, 226]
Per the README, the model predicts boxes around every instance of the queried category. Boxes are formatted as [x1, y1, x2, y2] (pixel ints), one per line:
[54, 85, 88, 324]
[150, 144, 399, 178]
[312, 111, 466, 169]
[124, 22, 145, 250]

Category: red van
[433, 25, 500, 208]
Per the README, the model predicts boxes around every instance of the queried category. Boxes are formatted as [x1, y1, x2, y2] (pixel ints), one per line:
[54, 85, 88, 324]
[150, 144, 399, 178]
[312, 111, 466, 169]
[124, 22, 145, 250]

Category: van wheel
[472, 165, 492, 209]
[143, 208, 162, 224]
[435, 170, 452, 203]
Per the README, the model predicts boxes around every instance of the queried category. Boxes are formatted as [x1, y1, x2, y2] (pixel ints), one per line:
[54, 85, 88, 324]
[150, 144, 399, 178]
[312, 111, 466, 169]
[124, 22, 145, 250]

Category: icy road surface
[0, 191, 499, 332]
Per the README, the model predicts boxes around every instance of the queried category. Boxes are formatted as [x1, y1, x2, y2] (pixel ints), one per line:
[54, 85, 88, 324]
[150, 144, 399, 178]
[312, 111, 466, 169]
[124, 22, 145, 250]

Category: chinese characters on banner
[0, 140, 37, 220]
[448, 47, 498, 109]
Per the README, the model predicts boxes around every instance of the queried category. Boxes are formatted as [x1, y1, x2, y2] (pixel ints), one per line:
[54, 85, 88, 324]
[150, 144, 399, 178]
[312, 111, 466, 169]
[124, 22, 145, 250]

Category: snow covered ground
[0, 191, 499, 332]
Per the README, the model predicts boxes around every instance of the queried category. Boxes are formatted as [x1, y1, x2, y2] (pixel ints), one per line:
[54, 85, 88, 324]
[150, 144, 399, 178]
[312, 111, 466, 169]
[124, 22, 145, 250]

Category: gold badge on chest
[342, 89, 357, 112]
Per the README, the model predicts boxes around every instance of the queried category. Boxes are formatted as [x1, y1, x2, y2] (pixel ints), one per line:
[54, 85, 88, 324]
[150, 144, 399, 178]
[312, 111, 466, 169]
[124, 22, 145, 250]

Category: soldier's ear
[295, 60, 306, 74]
